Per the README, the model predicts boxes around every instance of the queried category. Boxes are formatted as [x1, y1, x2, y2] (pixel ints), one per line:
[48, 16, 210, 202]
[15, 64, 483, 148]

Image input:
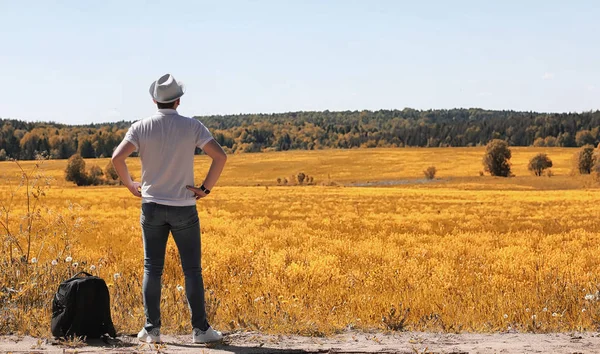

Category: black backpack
[51, 271, 117, 338]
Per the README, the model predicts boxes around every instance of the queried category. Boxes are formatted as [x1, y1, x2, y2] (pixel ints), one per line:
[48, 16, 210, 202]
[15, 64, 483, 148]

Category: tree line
[2, 108, 600, 160]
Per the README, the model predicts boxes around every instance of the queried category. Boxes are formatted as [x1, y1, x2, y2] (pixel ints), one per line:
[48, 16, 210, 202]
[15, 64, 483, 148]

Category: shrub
[0, 149, 7, 161]
[87, 165, 105, 185]
[482, 139, 512, 177]
[104, 161, 119, 180]
[574, 145, 595, 174]
[297, 172, 306, 185]
[528, 154, 553, 176]
[65, 154, 88, 186]
[423, 166, 437, 180]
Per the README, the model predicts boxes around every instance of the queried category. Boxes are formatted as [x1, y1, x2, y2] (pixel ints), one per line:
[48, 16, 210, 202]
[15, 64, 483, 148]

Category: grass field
[2, 147, 600, 336]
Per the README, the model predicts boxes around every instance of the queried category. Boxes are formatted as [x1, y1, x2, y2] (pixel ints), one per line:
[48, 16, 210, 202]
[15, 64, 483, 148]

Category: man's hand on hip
[186, 185, 208, 200]
[128, 181, 142, 197]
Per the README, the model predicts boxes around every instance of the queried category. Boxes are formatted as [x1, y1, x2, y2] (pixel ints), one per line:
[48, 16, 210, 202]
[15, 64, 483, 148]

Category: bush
[0, 149, 7, 161]
[277, 174, 315, 186]
[423, 166, 437, 180]
[574, 145, 595, 174]
[104, 161, 119, 180]
[297, 172, 306, 185]
[65, 154, 88, 186]
[87, 165, 105, 185]
[528, 154, 553, 176]
[482, 139, 512, 177]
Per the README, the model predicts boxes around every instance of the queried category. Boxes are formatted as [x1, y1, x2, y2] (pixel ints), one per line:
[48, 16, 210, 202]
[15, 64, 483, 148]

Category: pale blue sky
[0, 0, 598, 124]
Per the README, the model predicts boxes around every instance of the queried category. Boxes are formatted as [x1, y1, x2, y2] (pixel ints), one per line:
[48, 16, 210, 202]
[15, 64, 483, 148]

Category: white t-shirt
[123, 109, 214, 206]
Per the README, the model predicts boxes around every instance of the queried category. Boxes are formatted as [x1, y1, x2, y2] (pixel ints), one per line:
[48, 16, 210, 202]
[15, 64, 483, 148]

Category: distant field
[2, 147, 600, 336]
[0, 146, 589, 187]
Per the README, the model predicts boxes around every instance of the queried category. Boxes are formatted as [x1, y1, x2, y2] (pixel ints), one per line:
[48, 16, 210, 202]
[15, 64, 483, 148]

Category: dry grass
[1, 147, 600, 336]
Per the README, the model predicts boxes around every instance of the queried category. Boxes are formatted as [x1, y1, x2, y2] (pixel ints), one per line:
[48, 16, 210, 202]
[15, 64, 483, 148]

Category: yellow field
[2, 147, 600, 336]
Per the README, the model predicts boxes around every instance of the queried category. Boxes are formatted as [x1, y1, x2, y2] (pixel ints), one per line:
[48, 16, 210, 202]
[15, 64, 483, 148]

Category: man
[112, 73, 227, 344]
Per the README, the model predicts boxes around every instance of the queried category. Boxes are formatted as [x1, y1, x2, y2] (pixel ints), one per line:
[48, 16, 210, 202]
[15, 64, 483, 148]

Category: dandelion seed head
[65, 256, 73, 262]
[525, 308, 530, 312]
[72, 262, 78, 268]
[113, 273, 121, 280]
[552, 312, 558, 317]
[543, 307, 548, 312]
[30, 257, 37, 264]
[582, 309, 587, 313]
[531, 315, 536, 320]
[51, 260, 58, 266]
[585, 294, 596, 301]
[90, 265, 96, 271]
[176, 285, 184, 292]
[503, 314, 508, 319]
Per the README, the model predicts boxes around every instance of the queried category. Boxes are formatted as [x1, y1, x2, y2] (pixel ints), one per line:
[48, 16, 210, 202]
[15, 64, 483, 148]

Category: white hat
[149, 74, 186, 103]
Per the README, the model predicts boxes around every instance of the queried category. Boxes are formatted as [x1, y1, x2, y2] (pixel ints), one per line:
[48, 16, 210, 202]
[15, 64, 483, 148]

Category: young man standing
[112, 73, 227, 344]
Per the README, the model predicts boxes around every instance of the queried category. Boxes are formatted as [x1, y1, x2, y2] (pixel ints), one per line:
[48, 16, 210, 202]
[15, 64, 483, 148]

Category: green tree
[78, 139, 95, 158]
[528, 153, 553, 176]
[482, 139, 512, 177]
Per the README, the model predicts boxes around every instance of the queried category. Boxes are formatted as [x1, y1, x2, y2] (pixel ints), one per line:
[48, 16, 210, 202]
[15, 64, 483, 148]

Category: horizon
[1, 1, 599, 125]
[3, 106, 600, 126]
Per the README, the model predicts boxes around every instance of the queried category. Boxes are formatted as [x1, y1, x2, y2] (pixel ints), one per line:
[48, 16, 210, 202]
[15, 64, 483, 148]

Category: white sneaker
[138, 327, 161, 343]
[192, 326, 223, 343]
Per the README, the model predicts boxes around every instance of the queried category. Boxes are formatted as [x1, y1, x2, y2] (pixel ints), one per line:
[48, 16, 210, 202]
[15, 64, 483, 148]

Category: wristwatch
[199, 184, 211, 195]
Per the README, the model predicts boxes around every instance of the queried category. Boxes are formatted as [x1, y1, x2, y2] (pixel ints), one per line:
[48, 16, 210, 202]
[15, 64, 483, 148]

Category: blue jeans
[140, 202, 210, 331]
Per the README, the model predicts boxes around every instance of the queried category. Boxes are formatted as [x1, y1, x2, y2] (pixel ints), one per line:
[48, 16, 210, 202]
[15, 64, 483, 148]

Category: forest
[2, 108, 600, 160]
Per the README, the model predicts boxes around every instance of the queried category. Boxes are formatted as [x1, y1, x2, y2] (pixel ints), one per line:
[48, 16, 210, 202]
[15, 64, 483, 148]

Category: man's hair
[156, 99, 178, 109]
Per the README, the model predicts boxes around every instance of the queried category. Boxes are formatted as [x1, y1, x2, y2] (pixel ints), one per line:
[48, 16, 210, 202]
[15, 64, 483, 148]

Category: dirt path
[2, 331, 600, 353]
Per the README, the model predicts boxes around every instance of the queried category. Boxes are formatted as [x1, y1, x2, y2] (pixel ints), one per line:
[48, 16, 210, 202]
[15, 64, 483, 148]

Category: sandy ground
[2, 331, 600, 354]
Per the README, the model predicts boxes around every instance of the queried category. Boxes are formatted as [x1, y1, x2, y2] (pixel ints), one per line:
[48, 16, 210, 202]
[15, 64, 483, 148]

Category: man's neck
[157, 108, 178, 114]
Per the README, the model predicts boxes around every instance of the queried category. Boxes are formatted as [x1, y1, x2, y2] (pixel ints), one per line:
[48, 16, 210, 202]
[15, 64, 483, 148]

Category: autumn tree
[576, 130, 596, 147]
[528, 153, 553, 176]
[482, 139, 512, 177]
[575, 145, 595, 174]
[65, 154, 88, 186]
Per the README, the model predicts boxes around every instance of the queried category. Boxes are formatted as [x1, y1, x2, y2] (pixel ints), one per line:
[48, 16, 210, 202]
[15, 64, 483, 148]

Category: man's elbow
[111, 152, 124, 163]
[218, 151, 228, 163]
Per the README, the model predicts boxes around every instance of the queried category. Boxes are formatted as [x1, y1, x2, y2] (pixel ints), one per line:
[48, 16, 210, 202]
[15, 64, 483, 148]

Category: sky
[0, 0, 599, 125]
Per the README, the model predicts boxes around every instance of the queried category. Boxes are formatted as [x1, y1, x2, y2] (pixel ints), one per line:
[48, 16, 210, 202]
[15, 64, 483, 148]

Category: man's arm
[187, 140, 227, 198]
[111, 140, 141, 197]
